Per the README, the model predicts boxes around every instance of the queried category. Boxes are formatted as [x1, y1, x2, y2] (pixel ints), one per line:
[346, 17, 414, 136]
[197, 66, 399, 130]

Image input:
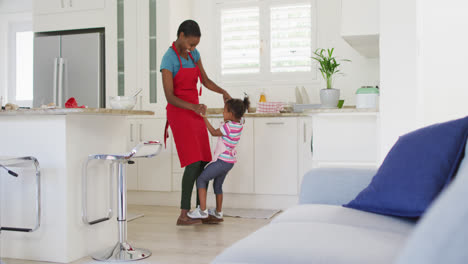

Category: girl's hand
[192, 104, 207, 115]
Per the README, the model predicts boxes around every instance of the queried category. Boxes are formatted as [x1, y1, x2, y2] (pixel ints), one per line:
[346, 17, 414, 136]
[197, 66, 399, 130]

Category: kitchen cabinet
[341, 0, 380, 58]
[254, 118, 298, 195]
[33, 0, 108, 32]
[127, 118, 171, 191]
[311, 113, 379, 167]
[34, 0, 106, 15]
[122, 0, 158, 111]
[298, 117, 313, 186]
[208, 118, 255, 194]
[171, 117, 255, 194]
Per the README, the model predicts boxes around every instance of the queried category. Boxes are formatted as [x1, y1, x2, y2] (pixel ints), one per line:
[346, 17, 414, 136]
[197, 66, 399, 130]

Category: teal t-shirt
[160, 46, 200, 78]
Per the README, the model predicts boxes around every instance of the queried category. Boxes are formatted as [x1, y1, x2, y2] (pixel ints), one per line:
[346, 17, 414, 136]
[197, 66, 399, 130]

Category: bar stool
[82, 141, 163, 262]
[0, 156, 41, 233]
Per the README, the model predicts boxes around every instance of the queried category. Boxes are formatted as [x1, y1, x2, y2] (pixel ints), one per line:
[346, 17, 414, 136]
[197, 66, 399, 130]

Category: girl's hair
[226, 96, 251, 120]
[177, 20, 201, 38]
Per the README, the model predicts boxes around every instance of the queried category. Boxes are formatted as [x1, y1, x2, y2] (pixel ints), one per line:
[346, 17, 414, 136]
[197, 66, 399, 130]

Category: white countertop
[0, 108, 154, 116]
[205, 106, 378, 118]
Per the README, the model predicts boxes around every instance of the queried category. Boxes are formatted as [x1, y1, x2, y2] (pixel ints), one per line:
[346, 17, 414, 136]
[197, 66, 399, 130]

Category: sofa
[212, 143, 468, 264]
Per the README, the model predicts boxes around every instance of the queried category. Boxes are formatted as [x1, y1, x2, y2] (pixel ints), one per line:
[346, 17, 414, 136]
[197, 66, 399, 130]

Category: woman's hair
[226, 96, 251, 120]
[177, 20, 201, 38]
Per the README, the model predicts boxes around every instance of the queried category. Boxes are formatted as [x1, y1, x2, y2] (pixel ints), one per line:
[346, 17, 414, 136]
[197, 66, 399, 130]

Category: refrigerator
[33, 30, 105, 108]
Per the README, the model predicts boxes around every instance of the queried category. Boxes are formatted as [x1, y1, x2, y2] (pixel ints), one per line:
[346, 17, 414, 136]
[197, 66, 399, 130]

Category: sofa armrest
[299, 168, 376, 205]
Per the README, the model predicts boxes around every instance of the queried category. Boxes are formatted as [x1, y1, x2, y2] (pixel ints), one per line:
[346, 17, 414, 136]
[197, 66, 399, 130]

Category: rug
[223, 208, 281, 219]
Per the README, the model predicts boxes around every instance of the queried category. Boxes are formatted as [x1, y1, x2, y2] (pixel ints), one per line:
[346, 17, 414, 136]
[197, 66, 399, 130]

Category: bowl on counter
[109, 96, 137, 110]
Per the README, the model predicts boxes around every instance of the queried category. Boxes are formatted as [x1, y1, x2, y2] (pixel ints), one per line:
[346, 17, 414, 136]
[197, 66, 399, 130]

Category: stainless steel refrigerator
[33, 30, 105, 108]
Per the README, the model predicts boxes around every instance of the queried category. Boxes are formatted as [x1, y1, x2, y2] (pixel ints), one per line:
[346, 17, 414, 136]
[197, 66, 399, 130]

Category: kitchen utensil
[295, 87, 303, 104]
[132, 88, 143, 98]
[109, 96, 137, 110]
[356, 86, 379, 109]
[301, 86, 310, 104]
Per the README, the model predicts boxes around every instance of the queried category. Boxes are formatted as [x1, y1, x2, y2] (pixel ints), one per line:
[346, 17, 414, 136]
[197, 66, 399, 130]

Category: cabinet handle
[139, 124, 143, 142]
[304, 123, 306, 143]
[130, 124, 134, 142]
[266, 122, 285, 125]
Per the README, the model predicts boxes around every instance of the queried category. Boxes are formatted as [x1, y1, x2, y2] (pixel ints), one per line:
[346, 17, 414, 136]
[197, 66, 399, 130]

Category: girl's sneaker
[208, 208, 224, 222]
[187, 207, 208, 219]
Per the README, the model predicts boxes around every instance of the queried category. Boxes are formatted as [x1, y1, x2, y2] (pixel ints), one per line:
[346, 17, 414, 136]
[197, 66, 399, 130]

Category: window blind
[270, 4, 312, 72]
[221, 7, 260, 75]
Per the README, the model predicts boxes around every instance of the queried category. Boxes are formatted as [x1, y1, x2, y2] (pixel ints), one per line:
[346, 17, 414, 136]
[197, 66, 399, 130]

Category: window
[15, 31, 34, 101]
[221, 7, 260, 74]
[217, 0, 316, 83]
[270, 4, 312, 72]
[8, 22, 33, 107]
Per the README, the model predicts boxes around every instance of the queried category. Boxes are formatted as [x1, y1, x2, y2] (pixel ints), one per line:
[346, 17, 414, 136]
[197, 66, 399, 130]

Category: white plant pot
[320, 88, 340, 108]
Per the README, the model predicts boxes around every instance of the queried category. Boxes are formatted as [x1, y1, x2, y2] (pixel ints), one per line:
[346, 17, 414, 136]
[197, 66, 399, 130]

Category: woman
[160, 20, 231, 225]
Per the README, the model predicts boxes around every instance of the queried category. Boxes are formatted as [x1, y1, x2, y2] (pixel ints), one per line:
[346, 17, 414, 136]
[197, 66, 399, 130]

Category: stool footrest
[89, 217, 111, 225]
[1, 227, 33, 232]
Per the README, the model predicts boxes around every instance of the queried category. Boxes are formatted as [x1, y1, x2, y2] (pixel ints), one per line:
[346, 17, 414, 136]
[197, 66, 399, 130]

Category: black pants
[180, 161, 208, 210]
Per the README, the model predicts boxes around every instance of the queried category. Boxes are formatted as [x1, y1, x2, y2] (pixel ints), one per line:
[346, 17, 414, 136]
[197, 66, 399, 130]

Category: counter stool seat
[0, 156, 41, 233]
[82, 141, 162, 262]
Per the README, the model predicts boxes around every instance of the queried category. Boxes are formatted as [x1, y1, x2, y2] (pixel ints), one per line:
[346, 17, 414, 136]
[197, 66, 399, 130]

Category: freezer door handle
[58, 58, 65, 107]
[53, 58, 59, 106]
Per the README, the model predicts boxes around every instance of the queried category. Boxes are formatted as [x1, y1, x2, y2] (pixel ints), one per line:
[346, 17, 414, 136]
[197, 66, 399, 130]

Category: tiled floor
[2, 205, 272, 264]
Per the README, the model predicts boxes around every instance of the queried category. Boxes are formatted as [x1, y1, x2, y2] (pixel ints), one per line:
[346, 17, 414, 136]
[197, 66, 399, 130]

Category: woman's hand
[222, 90, 232, 102]
[192, 104, 207, 115]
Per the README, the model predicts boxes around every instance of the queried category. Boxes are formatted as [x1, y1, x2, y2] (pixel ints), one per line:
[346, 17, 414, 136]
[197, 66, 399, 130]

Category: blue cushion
[344, 116, 468, 217]
[395, 143, 468, 264]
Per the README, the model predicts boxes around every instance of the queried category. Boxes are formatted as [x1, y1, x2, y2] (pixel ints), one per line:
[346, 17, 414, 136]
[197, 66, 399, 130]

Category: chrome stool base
[92, 242, 151, 262]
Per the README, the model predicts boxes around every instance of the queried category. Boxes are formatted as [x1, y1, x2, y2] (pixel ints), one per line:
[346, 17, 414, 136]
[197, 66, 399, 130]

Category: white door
[254, 118, 298, 195]
[33, 0, 67, 15]
[126, 119, 138, 190]
[137, 118, 172, 191]
[68, 0, 106, 11]
[312, 114, 379, 166]
[298, 117, 313, 187]
[222, 118, 254, 194]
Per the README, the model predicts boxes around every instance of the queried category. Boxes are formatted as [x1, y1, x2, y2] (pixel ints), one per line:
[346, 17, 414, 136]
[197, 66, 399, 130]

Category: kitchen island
[0, 108, 153, 263]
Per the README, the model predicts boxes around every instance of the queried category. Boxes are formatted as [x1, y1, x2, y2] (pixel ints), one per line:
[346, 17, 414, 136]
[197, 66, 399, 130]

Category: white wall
[0, 0, 32, 105]
[418, 0, 468, 125]
[191, 0, 379, 108]
[379, 0, 419, 157]
[0, 0, 32, 14]
[380, 0, 468, 159]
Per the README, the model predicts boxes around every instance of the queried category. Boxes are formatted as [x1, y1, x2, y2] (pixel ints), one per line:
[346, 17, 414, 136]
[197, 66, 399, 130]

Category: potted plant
[311, 48, 350, 108]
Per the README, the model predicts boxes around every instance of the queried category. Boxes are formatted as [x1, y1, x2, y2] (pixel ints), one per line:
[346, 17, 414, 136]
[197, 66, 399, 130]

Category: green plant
[311, 48, 350, 89]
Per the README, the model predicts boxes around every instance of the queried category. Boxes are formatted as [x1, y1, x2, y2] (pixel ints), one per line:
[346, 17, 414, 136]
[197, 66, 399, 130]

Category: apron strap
[164, 120, 169, 149]
[171, 42, 203, 96]
[188, 52, 203, 96]
[171, 42, 183, 71]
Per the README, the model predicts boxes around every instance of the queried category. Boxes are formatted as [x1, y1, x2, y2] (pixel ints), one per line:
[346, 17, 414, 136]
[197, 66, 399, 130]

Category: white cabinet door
[126, 119, 139, 190]
[123, 0, 139, 99]
[254, 118, 298, 195]
[298, 117, 313, 186]
[221, 118, 254, 194]
[137, 118, 172, 191]
[69, 0, 106, 12]
[122, 0, 158, 112]
[312, 113, 379, 166]
[33, 0, 66, 15]
[33, 0, 105, 15]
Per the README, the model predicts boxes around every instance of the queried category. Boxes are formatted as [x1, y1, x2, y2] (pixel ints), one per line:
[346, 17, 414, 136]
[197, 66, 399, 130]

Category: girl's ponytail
[243, 96, 251, 114]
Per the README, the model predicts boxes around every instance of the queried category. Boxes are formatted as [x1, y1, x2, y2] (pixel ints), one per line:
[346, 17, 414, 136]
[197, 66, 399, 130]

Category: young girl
[188, 97, 250, 222]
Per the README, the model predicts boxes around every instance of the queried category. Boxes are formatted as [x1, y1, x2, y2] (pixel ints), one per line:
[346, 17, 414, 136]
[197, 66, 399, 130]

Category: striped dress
[218, 121, 244, 163]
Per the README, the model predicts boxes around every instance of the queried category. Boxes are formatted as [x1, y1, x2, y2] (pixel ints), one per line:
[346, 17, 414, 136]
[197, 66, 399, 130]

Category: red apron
[164, 42, 212, 168]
